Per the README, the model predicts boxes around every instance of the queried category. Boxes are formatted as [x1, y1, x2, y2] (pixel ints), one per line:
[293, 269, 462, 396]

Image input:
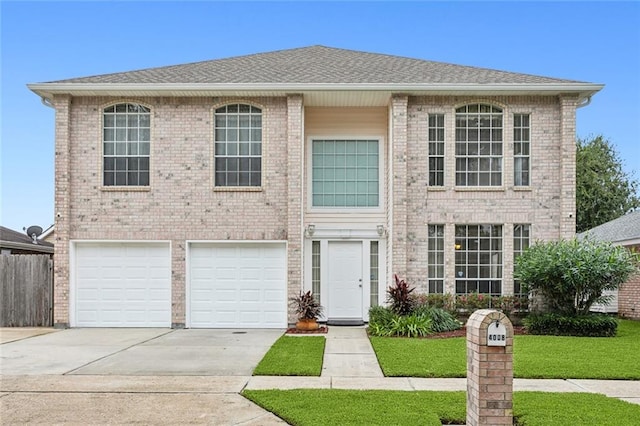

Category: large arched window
[455, 103, 502, 186]
[214, 104, 262, 187]
[103, 103, 150, 186]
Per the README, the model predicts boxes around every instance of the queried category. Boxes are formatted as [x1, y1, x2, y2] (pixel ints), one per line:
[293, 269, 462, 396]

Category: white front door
[327, 241, 363, 320]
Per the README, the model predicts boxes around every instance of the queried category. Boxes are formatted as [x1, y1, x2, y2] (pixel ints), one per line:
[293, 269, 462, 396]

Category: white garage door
[189, 242, 287, 328]
[73, 242, 171, 327]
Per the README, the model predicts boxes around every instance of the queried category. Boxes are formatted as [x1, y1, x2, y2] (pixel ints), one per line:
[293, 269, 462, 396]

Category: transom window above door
[311, 139, 380, 208]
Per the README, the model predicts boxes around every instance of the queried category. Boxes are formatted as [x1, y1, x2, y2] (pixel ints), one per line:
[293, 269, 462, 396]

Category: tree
[514, 238, 638, 316]
[576, 135, 640, 233]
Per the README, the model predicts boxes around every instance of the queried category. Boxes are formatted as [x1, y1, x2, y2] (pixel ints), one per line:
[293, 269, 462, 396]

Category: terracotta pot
[296, 318, 319, 331]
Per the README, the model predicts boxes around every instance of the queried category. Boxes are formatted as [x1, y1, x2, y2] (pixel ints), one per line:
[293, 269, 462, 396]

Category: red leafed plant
[387, 274, 415, 315]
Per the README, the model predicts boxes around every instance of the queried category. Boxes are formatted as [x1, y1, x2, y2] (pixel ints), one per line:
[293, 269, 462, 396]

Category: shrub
[412, 293, 529, 324]
[413, 293, 456, 316]
[413, 306, 461, 333]
[515, 237, 638, 315]
[289, 290, 323, 320]
[524, 313, 618, 337]
[368, 306, 432, 338]
[387, 275, 415, 315]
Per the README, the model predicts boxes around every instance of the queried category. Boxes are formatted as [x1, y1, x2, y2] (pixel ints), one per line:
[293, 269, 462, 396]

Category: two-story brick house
[29, 46, 602, 328]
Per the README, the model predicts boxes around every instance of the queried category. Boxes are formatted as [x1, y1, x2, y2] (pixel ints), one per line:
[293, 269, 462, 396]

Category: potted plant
[290, 290, 323, 330]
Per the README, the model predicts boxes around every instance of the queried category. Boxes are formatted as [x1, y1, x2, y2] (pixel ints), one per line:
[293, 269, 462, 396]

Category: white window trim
[306, 135, 385, 213]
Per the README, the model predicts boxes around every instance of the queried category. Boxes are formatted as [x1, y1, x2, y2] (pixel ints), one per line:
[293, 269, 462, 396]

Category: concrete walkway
[321, 326, 383, 377]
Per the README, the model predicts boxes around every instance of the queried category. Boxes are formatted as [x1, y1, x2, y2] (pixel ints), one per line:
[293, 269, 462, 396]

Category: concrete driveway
[1, 327, 283, 375]
[0, 327, 287, 424]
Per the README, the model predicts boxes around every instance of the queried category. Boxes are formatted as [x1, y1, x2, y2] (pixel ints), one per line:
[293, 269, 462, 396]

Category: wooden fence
[0, 255, 53, 326]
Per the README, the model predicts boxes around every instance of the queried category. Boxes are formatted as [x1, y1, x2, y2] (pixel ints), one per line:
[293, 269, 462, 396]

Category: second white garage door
[188, 242, 287, 328]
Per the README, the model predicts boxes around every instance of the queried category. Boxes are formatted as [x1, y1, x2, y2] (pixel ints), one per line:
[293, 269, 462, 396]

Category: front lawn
[371, 319, 640, 379]
[243, 389, 640, 426]
[253, 335, 325, 376]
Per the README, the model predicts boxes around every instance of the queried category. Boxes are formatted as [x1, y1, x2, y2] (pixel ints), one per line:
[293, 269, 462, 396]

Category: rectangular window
[455, 224, 502, 296]
[103, 103, 150, 186]
[370, 241, 379, 306]
[428, 114, 445, 186]
[214, 104, 262, 187]
[311, 139, 379, 207]
[455, 104, 503, 186]
[514, 114, 530, 186]
[513, 224, 531, 295]
[428, 225, 445, 293]
[312, 241, 321, 303]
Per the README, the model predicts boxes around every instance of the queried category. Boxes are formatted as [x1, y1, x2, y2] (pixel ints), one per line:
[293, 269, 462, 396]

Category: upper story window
[214, 104, 262, 187]
[455, 104, 503, 187]
[311, 139, 379, 208]
[103, 103, 150, 186]
[514, 114, 530, 186]
[428, 114, 445, 187]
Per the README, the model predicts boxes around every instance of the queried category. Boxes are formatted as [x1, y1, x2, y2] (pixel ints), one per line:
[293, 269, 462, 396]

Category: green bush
[412, 293, 529, 321]
[368, 306, 432, 338]
[413, 293, 456, 315]
[524, 313, 618, 337]
[413, 306, 461, 333]
[515, 237, 638, 315]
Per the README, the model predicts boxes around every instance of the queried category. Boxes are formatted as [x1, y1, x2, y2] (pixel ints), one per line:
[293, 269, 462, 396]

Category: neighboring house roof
[0, 226, 54, 254]
[28, 45, 603, 105]
[40, 224, 55, 241]
[578, 210, 640, 246]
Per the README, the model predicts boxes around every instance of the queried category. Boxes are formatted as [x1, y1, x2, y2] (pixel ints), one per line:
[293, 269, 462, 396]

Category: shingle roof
[0, 226, 54, 248]
[578, 210, 640, 244]
[47, 45, 584, 85]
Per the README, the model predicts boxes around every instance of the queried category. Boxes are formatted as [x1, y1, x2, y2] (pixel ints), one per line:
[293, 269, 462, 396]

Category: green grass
[243, 389, 640, 426]
[253, 335, 325, 376]
[370, 319, 640, 379]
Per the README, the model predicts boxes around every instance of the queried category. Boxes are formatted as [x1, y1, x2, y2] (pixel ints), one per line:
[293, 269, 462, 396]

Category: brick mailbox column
[466, 309, 514, 426]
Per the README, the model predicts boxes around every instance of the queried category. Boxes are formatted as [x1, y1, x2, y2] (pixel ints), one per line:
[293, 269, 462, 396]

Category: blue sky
[1, 1, 639, 233]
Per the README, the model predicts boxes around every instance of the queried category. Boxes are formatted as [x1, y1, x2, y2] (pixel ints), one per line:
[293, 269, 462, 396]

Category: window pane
[456, 104, 503, 187]
[455, 224, 502, 296]
[312, 139, 379, 207]
[214, 104, 262, 187]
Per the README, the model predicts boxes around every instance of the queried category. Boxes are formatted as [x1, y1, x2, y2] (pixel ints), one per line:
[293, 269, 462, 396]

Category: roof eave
[0, 240, 54, 253]
[28, 82, 604, 102]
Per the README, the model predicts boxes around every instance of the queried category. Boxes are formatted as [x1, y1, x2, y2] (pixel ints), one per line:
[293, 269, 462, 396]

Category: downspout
[576, 95, 592, 109]
[41, 96, 54, 108]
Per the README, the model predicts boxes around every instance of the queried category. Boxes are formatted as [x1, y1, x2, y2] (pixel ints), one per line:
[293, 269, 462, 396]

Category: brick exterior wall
[54, 96, 290, 327]
[52, 93, 576, 327]
[286, 95, 304, 318]
[619, 274, 640, 320]
[405, 96, 576, 294]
